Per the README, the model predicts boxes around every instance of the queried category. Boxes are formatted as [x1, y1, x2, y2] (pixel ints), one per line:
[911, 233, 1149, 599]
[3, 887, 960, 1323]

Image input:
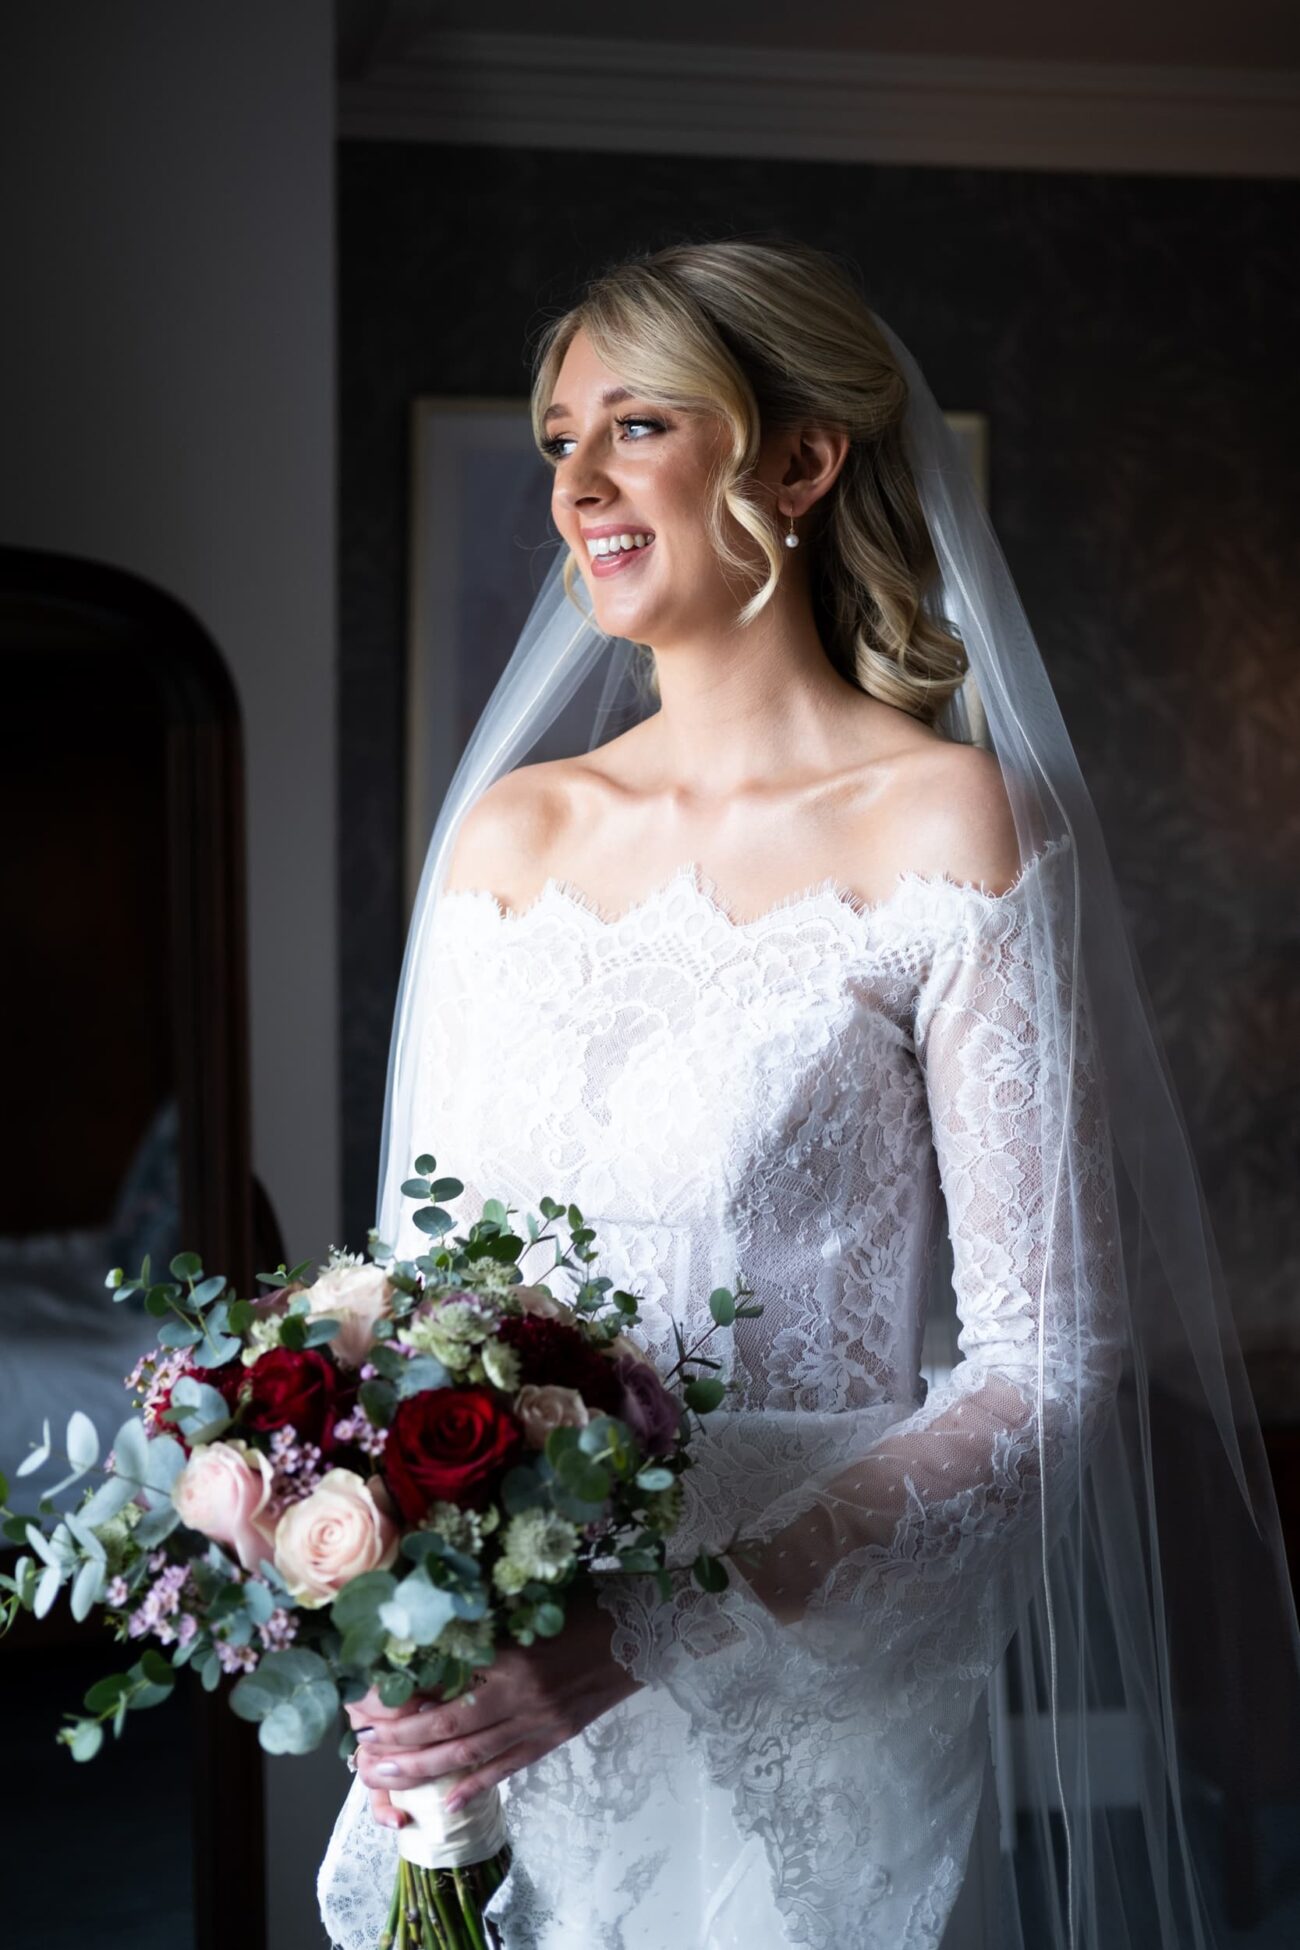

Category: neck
[641, 583, 872, 798]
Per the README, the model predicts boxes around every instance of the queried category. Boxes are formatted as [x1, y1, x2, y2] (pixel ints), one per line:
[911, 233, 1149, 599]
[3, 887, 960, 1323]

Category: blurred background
[1, 3, 1297, 1945]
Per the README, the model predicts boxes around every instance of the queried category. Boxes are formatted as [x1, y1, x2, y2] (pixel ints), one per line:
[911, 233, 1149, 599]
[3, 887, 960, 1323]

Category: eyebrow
[542, 385, 635, 427]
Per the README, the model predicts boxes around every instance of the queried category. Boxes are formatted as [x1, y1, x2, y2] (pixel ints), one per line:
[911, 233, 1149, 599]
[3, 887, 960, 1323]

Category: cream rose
[171, 1439, 277, 1572]
[513, 1382, 589, 1450]
[513, 1285, 574, 1323]
[305, 1261, 395, 1367]
[272, 1469, 399, 1608]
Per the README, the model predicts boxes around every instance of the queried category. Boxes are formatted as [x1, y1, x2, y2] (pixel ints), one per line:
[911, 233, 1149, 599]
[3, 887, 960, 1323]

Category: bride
[318, 240, 1299, 1948]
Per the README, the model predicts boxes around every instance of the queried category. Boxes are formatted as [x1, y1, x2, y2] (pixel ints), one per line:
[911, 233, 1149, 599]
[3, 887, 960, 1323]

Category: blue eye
[539, 415, 667, 462]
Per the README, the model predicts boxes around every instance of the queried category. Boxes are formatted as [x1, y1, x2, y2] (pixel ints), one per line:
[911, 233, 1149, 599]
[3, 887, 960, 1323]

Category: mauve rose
[513, 1382, 589, 1450]
[272, 1469, 399, 1608]
[171, 1439, 277, 1571]
[614, 1355, 681, 1458]
[304, 1262, 395, 1367]
[608, 1332, 655, 1368]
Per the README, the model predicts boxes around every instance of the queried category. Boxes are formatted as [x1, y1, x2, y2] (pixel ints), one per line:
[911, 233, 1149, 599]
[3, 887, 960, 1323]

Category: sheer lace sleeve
[594, 870, 1125, 1697]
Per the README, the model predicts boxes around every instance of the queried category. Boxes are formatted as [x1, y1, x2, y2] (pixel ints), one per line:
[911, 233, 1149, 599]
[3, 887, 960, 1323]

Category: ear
[779, 423, 850, 517]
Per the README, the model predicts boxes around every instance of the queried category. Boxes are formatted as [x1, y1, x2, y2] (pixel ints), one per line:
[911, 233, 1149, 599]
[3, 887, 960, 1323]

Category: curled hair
[529, 238, 968, 725]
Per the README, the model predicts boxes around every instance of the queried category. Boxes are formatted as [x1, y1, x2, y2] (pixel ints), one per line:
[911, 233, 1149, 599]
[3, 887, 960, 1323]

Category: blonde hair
[529, 237, 968, 725]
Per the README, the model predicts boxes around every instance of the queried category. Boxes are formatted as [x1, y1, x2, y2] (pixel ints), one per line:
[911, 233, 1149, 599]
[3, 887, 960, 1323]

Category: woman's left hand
[352, 1586, 642, 1813]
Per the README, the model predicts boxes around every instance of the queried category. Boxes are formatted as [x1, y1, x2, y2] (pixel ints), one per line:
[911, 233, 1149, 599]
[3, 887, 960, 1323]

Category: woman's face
[542, 326, 759, 649]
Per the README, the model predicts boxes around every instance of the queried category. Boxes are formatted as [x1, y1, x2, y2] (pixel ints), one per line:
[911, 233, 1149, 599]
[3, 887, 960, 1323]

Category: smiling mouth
[587, 534, 655, 578]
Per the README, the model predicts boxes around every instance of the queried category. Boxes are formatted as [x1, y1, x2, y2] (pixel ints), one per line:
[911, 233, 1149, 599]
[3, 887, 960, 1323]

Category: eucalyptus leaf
[634, 1467, 675, 1493]
[64, 1512, 107, 1562]
[377, 1669, 416, 1708]
[684, 1377, 726, 1414]
[692, 1550, 730, 1594]
[707, 1287, 736, 1326]
[156, 1318, 203, 1351]
[79, 1473, 136, 1525]
[167, 1377, 232, 1444]
[192, 1274, 228, 1307]
[70, 1555, 105, 1621]
[33, 1561, 63, 1618]
[428, 1177, 463, 1202]
[412, 1206, 453, 1238]
[15, 1418, 51, 1478]
[384, 1570, 456, 1646]
[302, 1316, 342, 1348]
[331, 1570, 397, 1629]
[133, 1503, 181, 1548]
[413, 1153, 437, 1175]
[396, 1354, 450, 1397]
[257, 1701, 307, 1753]
[532, 1601, 565, 1637]
[144, 1434, 187, 1493]
[65, 1411, 100, 1472]
[112, 1416, 150, 1484]
[84, 1673, 132, 1715]
[400, 1177, 432, 1199]
[170, 1251, 203, 1281]
[189, 1331, 241, 1369]
[358, 1379, 396, 1427]
[68, 1721, 104, 1762]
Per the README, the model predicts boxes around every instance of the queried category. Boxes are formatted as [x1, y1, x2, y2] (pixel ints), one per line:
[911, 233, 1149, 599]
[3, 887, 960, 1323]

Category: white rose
[513, 1382, 589, 1450]
[171, 1439, 277, 1572]
[305, 1261, 395, 1367]
[272, 1469, 400, 1608]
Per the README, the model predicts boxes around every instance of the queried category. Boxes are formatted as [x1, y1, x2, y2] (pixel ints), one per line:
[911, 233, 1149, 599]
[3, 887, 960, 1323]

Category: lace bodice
[318, 835, 1123, 1950]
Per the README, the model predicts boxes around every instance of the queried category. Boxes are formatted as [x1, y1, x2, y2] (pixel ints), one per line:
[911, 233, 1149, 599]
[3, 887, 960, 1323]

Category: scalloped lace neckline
[439, 833, 1069, 936]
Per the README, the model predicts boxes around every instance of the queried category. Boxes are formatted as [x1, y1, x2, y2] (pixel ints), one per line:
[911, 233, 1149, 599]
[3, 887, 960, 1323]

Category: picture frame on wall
[405, 395, 991, 911]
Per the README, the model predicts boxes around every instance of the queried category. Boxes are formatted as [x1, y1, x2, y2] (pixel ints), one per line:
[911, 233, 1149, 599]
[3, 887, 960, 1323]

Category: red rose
[496, 1315, 623, 1416]
[219, 1346, 344, 1448]
[384, 1386, 523, 1522]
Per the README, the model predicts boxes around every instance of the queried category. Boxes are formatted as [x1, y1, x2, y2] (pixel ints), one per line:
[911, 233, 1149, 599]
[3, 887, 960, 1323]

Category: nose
[552, 437, 617, 517]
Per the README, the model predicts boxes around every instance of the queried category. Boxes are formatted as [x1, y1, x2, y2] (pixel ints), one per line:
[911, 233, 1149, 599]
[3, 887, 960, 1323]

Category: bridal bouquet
[0, 1156, 759, 1949]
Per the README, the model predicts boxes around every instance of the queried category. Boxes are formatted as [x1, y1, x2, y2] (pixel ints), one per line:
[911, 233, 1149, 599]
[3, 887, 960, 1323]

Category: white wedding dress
[318, 834, 1121, 1950]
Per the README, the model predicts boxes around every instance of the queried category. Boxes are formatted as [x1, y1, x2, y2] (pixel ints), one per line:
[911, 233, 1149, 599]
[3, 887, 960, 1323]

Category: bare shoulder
[440, 754, 595, 902]
[868, 734, 1022, 898]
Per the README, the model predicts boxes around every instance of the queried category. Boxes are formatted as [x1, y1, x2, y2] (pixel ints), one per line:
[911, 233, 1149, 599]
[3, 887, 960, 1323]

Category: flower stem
[452, 1868, 488, 1950]
[426, 1868, 465, 1948]
[379, 1861, 402, 1948]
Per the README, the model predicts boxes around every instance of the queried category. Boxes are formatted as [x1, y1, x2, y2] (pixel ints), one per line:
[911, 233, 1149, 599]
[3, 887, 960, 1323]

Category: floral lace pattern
[318, 836, 1123, 1950]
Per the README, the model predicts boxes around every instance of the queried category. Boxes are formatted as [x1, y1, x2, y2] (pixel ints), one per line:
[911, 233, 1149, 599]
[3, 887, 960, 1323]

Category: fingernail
[417, 1701, 437, 1713]
[376, 1762, 401, 1779]
[444, 1796, 462, 1814]
[356, 1727, 376, 1741]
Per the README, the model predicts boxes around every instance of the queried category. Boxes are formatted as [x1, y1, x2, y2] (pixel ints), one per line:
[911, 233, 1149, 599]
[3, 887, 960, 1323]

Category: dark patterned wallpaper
[337, 141, 1300, 1342]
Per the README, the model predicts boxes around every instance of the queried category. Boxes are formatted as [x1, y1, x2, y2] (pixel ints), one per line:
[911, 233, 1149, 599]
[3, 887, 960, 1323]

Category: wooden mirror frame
[0, 544, 273, 1949]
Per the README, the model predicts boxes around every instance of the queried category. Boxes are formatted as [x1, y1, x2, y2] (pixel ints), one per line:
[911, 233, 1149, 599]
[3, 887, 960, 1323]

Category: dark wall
[338, 140, 1300, 1341]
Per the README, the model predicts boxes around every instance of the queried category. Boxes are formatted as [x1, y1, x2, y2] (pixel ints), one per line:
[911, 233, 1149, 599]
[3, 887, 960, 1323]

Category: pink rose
[305, 1262, 395, 1367]
[513, 1382, 590, 1450]
[272, 1468, 399, 1608]
[171, 1439, 278, 1572]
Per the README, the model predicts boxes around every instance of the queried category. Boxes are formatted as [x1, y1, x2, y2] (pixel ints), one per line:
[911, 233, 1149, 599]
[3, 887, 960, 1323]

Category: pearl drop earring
[782, 506, 800, 550]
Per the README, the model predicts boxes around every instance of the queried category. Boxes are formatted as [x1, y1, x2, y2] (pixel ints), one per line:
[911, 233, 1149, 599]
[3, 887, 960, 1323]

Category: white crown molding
[337, 29, 1300, 179]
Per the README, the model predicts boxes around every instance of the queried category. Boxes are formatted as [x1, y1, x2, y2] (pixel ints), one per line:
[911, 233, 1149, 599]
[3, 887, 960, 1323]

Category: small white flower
[500, 1509, 580, 1584]
[241, 1318, 283, 1367]
[481, 1339, 521, 1392]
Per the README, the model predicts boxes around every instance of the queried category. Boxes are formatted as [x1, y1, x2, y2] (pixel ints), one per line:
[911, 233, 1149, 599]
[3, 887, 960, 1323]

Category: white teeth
[587, 532, 654, 557]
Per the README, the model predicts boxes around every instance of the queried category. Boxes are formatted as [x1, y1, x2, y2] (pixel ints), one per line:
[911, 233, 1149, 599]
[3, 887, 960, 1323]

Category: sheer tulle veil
[373, 258, 1300, 1946]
